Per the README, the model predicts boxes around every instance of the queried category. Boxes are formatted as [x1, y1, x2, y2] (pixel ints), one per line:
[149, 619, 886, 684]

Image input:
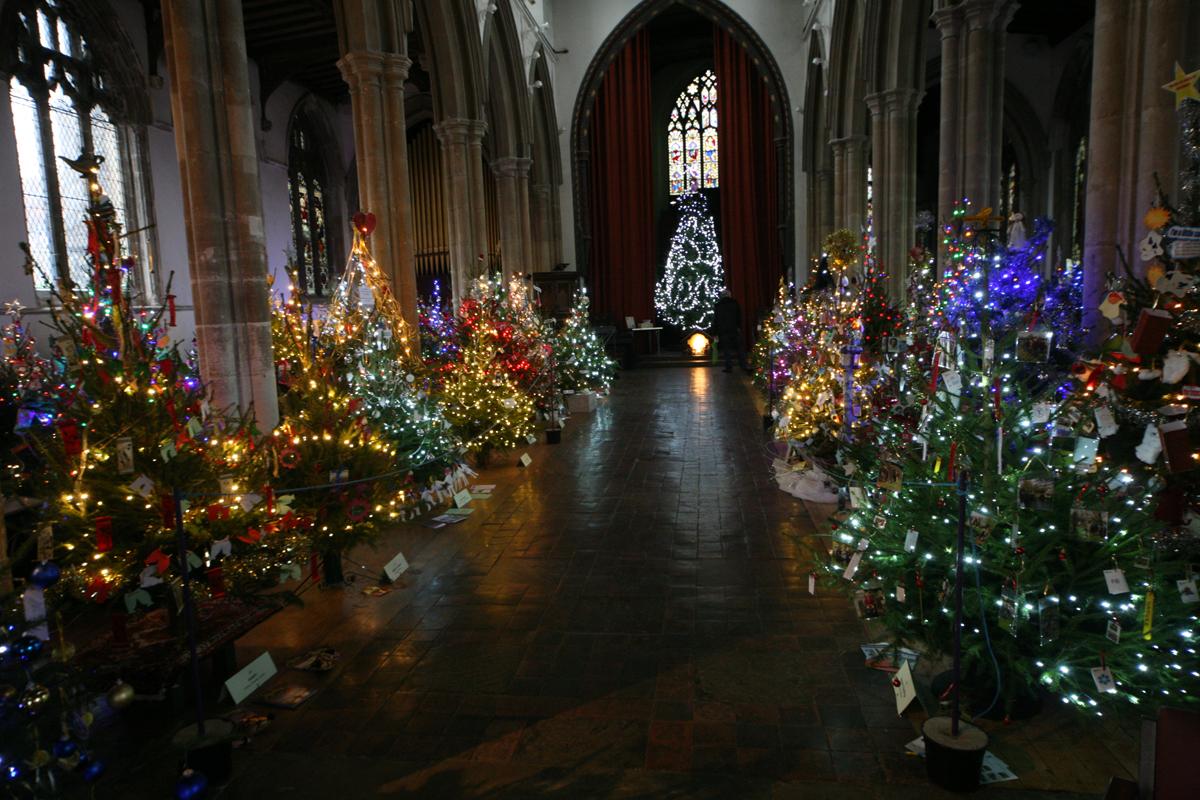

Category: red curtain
[714, 26, 782, 343]
[587, 30, 655, 326]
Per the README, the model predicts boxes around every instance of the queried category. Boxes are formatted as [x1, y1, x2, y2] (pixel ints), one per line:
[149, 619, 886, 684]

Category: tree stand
[923, 716, 988, 792]
[321, 550, 345, 586]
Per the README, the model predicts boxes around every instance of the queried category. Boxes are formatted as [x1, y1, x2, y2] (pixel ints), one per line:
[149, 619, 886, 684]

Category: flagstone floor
[105, 368, 1135, 799]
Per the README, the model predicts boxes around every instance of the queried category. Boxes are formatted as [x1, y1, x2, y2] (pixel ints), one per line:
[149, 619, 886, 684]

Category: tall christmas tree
[827, 206, 1196, 717]
[654, 191, 725, 330]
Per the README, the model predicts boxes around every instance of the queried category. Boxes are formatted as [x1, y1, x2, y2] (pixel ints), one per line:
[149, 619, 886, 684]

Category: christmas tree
[438, 322, 536, 460]
[555, 288, 616, 393]
[826, 209, 1196, 716]
[19, 154, 290, 612]
[327, 220, 463, 489]
[654, 191, 725, 330]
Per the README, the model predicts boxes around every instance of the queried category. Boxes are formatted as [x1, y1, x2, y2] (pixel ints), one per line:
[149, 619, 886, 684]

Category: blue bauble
[29, 561, 61, 589]
[14, 635, 43, 661]
[175, 769, 209, 800]
[81, 757, 105, 782]
[52, 738, 77, 758]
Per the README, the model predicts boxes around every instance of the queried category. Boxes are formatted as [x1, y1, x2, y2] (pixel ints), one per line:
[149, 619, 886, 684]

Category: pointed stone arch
[570, 0, 793, 277]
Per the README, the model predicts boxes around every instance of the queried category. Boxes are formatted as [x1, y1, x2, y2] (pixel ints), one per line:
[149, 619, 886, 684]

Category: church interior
[1, 0, 1199, 797]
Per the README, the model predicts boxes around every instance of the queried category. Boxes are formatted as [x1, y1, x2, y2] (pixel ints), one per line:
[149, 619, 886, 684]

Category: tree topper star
[1163, 63, 1200, 108]
[4, 298, 26, 318]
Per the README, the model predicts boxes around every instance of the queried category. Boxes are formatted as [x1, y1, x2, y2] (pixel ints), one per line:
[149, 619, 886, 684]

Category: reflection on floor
[106, 370, 1134, 798]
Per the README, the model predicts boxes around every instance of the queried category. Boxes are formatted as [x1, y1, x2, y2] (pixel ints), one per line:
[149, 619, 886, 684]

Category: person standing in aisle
[713, 288, 748, 373]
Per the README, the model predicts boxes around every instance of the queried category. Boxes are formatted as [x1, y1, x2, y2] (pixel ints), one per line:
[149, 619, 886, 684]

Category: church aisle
[108, 371, 1105, 798]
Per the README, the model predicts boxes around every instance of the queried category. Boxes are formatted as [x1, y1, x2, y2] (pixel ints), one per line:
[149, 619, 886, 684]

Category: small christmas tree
[555, 288, 616, 393]
[654, 191, 725, 330]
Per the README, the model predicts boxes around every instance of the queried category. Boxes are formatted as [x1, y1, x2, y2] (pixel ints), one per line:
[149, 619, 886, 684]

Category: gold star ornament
[1163, 63, 1200, 108]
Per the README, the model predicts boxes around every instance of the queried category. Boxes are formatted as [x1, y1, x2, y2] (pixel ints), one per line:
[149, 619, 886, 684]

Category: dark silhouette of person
[713, 288, 748, 373]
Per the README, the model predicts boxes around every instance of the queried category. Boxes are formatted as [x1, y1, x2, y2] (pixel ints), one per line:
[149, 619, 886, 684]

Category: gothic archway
[570, 0, 793, 280]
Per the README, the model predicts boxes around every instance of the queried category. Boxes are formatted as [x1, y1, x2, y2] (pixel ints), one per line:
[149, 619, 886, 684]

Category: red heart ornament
[353, 211, 377, 236]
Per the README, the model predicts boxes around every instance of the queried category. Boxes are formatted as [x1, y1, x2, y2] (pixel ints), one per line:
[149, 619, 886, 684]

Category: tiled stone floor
[105, 369, 1134, 798]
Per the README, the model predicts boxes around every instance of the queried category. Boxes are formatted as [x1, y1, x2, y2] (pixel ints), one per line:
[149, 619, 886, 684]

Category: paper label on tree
[36, 524, 54, 561]
[892, 660, 916, 715]
[224, 651, 277, 705]
[1177, 578, 1199, 604]
[808, 574, 816, 595]
[383, 551, 410, 582]
[857, 538, 870, 552]
[895, 585, 906, 603]
[1106, 618, 1121, 644]
[1095, 407, 1118, 437]
[526, 434, 538, 444]
[219, 475, 236, 495]
[848, 487, 866, 508]
[22, 587, 49, 641]
[904, 529, 919, 553]
[116, 437, 134, 474]
[186, 417, 203, 438]
[1073, 437, 1099, 467]
[160, 441, 177, 461]
[843, 551, 862, 580]
[240, 493, 262, 513]
[130, 474, 155, 499]
[453, 488, 472, 508]
[941, 370, 962, 395]
[1090, 666, 1118, 694]
[1031, 403, 1054, 424]
[1104, 568, 1130, 595]
[519, 453, 532, 467]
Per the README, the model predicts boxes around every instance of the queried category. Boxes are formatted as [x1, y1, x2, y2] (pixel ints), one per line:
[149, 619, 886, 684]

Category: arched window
[667, 69, 718, 196]
[287, 110, 333, 297]
[6, 0, 139, 293]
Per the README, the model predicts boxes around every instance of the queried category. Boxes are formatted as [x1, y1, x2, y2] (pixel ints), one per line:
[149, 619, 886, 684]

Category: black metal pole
[951, 468, 968, 737]
[173, 486, 205, 737]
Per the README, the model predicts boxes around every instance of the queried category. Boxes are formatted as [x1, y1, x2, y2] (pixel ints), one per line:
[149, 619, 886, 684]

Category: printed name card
[224, 651, 277, 705]
[893, 660, 916, 715]
[383, 551, 410, 582]
[453, 488, 473, 508]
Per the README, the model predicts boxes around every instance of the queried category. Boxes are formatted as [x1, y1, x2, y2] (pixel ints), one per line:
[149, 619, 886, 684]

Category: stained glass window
[6, 0, 137, 292]
[288, 112, 333, 297]
[668, 69, 718, 196]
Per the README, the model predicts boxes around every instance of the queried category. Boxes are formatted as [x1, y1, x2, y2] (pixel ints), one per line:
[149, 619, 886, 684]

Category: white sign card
[224, 651, 277, 705]
[892, 660, 916, 715]
[519, 453, 532, 467]
[383, 551, 410, 582]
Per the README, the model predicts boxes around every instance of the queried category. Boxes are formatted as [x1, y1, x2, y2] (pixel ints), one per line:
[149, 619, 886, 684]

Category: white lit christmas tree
[654, 191, 725, 330]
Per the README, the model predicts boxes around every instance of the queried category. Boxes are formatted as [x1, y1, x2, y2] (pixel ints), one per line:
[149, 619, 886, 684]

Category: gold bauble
[19, 683, 51, 713]
[106, 681, 135, 710]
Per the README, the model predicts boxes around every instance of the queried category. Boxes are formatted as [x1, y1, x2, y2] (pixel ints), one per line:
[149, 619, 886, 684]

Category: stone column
[435, 118, 488, 298]
[161, 0, 277, 429]
[381, 54, 418, 324]
[843, 135, 869, 237]
[815, 167, 834, 250]
[530, 182, 554, 271]
[338, 51, 418, 324]
[867, 88, 921, 298]
[1081, 0, 1187, 337]
[960, 0, 1016, 209]
[932, 3, 962, 255]
[493, 156, 533, 278]
[831, 138, 847, 233]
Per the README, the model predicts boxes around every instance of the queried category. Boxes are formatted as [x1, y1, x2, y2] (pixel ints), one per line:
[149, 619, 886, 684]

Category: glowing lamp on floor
[686, 331, 711, 357]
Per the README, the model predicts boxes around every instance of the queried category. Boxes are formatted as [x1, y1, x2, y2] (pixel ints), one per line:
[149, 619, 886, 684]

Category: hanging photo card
[1178, 578, 1199, 604]
[1095, 406, 1118, 438]
[904, 529, 919, 553]
[1015, 331, 1053, 363]
[1104, 568, 1130, 595]
[1090, 666, 1118, 694]
[116, 437, 134, 475]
